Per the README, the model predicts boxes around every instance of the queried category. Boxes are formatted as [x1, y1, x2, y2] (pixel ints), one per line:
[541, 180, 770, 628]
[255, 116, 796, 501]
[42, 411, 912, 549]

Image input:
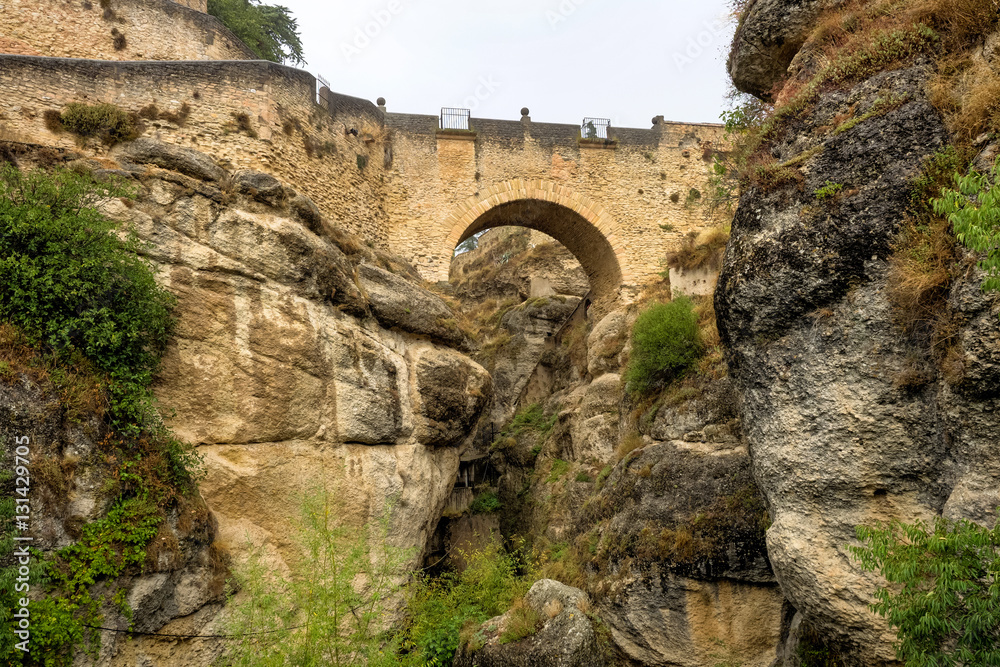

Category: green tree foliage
[933, 158, 1000, 296]
[709, 87, 773, 210]
[208, 0, 305, 65]
[850, 514, 1000, 666]
[220, 489, 412, 667]
[0, 165, 175, 433]
[625, 296, 702, 396]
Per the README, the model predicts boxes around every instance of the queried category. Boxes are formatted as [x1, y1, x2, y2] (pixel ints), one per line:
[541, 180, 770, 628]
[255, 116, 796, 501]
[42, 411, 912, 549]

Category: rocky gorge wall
[720, 1, 1000, 662]
[0, 139, 492, 665]
[0, 0, 252, 61]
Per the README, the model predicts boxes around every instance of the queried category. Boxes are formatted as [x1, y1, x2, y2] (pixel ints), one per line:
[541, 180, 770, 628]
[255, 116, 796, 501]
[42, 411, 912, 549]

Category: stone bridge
[383, 109, 725, 298]
[0, 0, 726, 302]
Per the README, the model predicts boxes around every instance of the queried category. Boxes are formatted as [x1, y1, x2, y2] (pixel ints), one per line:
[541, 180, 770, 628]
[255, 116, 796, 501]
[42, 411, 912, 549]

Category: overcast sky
[278, 0, 736, 129]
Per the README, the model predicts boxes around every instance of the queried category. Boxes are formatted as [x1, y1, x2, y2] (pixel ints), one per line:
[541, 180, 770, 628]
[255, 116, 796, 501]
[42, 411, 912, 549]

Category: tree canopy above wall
[207, 0, 305, 65]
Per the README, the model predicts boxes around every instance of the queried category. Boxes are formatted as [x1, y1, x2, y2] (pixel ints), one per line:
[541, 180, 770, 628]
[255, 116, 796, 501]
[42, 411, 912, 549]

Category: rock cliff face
[469, 288, 786, 667]
[2, 140, 492, 664]
[108, 141, 490, 575]
[0, 342, 225, 666]
[722, 6, 1000, 663]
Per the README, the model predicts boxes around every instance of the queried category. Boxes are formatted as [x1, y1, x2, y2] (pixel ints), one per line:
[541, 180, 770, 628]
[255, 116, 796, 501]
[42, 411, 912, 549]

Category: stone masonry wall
[0, 56, 391, 245]
[384, 113, 726, 292]
[174, 0, 208, 12]
[0, 0, 253, 61]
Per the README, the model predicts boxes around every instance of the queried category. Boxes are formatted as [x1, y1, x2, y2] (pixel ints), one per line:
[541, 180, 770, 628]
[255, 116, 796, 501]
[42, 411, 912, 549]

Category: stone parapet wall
[0, 0, 253, 61]
[0, 55, 391, 245]
[384, 112, 726, 291]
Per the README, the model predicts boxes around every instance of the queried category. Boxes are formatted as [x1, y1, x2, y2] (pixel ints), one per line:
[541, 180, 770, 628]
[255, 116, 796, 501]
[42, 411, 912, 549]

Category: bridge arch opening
[445, 192, 625, 299]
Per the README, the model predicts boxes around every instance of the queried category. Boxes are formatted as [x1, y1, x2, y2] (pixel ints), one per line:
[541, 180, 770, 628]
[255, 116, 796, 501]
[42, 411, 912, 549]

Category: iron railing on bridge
[581, 117, 611, 140]
[316, 74, 331, 105]
[440, 107, 471, 130]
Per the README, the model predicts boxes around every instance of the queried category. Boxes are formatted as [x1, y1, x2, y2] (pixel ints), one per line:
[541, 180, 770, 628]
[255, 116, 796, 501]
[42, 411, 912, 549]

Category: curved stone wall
[0, 55, 391, 245]
[0, 0, 254, 61]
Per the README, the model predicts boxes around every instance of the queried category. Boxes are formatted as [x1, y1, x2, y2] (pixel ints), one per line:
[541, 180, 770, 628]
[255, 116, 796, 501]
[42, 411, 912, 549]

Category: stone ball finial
[377, 97, 386, 106]
[521, 107, 530, 117]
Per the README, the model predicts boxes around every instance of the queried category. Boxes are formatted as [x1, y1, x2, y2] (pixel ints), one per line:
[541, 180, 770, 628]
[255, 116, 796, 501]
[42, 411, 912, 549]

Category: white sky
[278, 0, 736, 129]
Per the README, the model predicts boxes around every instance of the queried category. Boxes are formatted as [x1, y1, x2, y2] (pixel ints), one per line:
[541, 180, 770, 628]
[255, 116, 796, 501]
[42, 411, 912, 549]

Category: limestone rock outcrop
[488, 296, 581, 425]
[587, 431, 781, 667]
[453, 579, 606, 667]
[0, 355, 225, 666]
[718, 21, 1000, 661]
[451, 228, 590, 304]
[728, 0, 846, 100]
[72, 142, 493, 654]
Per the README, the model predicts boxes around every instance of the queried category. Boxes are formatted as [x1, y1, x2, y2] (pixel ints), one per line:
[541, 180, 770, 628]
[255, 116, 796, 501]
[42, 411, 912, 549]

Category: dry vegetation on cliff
[726, 0, 1000, 193]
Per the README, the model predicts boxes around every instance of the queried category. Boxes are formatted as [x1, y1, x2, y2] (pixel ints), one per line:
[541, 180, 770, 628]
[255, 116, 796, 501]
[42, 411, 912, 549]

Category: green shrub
[402, 539, 533, 666]
[0, 165, 175, 433]
[933, 158, 1000, 296]
[470, 490, 501, 514]
[850, 512, 1000, 665]
[625, 296, 702, 396]
[59, 102, 140, 145]
[546, 459, 569, 483]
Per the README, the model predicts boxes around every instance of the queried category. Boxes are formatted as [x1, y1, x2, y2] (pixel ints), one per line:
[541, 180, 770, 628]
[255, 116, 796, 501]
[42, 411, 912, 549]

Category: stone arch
[444, 180, 627, 298]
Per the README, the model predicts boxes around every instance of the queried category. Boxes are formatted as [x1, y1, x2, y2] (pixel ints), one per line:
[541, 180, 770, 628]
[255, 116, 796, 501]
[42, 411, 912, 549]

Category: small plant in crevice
[42, 109, 64, 133]
[138, 102, 191, 126]
[232, 112, 258, 138]
[814, 180, 844, 200]
[662, 226, 730, 275]
[491, 403, 558, 450]
[886, 146, 969, 351]
[498, 597, 543, 645]
[546, 458, 570, 483]
[357, 153, 369, 170]
[58, 102, 141, 145]
[110, 27, 126, 51]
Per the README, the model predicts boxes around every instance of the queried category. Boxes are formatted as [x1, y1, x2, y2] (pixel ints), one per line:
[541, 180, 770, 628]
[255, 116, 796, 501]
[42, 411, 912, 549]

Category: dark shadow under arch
[454, 199, 623, 298]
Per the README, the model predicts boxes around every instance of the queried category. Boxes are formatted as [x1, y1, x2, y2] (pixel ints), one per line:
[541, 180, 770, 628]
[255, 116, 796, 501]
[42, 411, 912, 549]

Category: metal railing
[440, 107, 471, 130]
[316, 74, 331, 104]
[581, 117, 611, 140]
